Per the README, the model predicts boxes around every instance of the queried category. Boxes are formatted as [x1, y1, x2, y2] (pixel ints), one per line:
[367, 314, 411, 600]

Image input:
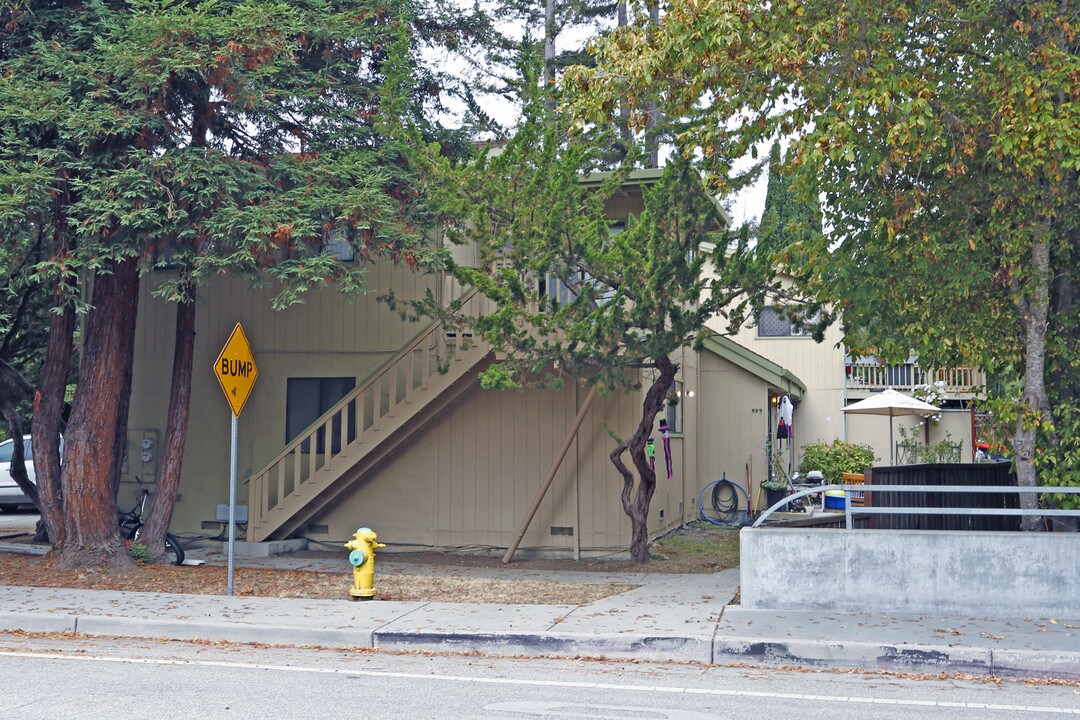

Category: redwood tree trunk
[610, 356, 677, 563]
[543, 0, 557, 92]
[32, 282, 76, 548]
[109, 270, 140, 500]
[140, 284, 196, 561]
[57, 258, 140, 569]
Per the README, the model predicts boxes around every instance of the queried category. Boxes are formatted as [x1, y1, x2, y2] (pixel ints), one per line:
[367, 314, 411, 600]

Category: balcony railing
[845, 362, 984, 395]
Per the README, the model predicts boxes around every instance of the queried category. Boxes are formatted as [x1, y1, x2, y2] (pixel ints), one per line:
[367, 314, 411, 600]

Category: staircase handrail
[250, 286, 482, 478]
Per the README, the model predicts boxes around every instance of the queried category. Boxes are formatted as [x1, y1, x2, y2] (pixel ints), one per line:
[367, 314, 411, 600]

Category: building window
[665, 381, 684, 434]
[321, 226, 355, 262]
[286, 377, 356, 453]
[536, 222, 623, 308]
[757, 307, 817, 337]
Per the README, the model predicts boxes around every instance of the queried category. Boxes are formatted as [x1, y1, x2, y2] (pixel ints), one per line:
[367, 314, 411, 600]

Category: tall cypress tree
[759, 141, 822, 260]
[0, 0, 470, 568]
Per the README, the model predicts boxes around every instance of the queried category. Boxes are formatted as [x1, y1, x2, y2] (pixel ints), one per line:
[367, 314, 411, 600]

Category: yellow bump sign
[213, 323, 258, 417]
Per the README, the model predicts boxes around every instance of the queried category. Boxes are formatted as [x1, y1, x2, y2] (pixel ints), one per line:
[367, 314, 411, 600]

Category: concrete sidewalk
[1, 541, 1078, 678]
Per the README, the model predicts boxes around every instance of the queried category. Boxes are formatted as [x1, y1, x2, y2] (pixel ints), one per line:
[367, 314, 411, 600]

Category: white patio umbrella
[842, 388, 940, 465]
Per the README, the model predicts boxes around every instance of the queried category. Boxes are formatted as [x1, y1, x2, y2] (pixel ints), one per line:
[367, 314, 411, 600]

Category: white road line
[0, 650, 1077, 716]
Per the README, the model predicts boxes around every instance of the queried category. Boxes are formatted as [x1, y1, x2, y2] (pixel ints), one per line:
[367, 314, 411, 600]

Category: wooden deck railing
[247, 288, 492, 542]
[845, 363, 984, 395]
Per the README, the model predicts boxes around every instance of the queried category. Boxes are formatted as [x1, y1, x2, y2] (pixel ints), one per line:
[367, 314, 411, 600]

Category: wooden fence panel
[870, 463, 1019, 531]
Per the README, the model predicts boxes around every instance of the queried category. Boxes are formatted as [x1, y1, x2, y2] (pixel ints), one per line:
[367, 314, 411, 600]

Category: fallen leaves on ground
[0, 552, 634, 605]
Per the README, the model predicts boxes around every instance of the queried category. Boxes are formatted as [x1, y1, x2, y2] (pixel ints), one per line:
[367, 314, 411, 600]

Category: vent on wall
[550, 526, 574, 536]
[307, 525, 329, 535]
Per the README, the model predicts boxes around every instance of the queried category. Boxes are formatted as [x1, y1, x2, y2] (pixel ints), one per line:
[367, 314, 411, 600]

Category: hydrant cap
[349, 549, 367, 567]
[357, 527, 372, 533]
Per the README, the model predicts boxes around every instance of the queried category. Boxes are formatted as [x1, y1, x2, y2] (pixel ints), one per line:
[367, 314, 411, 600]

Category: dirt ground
[0, 522, 740, 604]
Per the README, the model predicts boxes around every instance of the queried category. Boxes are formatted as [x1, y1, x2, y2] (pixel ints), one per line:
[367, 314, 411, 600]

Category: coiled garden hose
[698, 478, 751, 526]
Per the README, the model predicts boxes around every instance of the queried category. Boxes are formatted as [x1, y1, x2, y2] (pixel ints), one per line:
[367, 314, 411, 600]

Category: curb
[712, 636, 1080, 679]
[2, 608, 1079, 677]
[373, 630, 715, 663]
[713, 636, 994, 675]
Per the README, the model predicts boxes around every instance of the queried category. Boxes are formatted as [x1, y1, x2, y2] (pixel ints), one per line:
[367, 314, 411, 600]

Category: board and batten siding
[125, 264, 441, 534]
[315, 374, 653, 552]
[694, 349, 773, 510]
[127, 262, 758, 551]
[712, 313, 848, 449]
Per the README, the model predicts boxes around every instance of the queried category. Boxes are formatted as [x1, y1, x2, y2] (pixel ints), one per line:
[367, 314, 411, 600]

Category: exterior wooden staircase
[247, 289, 492, 542]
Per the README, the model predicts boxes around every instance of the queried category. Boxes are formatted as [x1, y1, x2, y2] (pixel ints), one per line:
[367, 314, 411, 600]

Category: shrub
[897, 426, 962, 464]
[798, 440, 876, 484]
[128, 541, 152, 562]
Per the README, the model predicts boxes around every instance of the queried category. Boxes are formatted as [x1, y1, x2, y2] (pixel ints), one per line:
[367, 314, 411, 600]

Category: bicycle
[118, 478, 185, 566]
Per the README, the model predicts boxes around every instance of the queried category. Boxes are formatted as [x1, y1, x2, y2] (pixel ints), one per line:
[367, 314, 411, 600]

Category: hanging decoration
[646, 437, 656, 470]
[777, 395, 794, 444]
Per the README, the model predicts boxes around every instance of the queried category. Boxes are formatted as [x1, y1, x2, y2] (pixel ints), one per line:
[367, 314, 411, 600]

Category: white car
[0, 436, 37, 512]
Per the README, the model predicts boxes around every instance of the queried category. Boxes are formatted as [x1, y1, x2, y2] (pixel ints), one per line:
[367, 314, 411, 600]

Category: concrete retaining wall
[740, 527, 1080, 616]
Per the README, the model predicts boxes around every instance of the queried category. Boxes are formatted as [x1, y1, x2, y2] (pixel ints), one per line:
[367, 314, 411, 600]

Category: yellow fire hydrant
[344, 527, 385, 600]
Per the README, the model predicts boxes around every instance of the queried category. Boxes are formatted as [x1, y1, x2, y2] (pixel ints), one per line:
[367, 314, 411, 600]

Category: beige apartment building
[122, 171, 808, 554]
[711, 281, 983, 480]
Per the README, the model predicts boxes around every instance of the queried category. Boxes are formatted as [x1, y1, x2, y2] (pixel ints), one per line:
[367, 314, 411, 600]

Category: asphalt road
[1, 634, 1077, 720]
[0, 510, 37, 535]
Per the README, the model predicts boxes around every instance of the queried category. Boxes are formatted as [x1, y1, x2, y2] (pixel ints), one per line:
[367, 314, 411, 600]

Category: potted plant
[761, 478, 790, 510]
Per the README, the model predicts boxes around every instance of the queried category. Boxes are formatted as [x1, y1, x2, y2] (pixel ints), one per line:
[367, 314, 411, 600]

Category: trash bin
[824, 488, 846, 510]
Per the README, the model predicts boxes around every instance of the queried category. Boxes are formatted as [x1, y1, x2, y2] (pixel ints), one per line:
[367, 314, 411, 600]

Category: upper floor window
[321, 226, 355, 262]
[665, 381, 685, 434]
[757, 307, 817, 337]
[538, 221, 623, 307]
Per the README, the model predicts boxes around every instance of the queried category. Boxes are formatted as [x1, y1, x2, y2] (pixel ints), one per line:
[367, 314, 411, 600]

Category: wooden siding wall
[126, 254, 777, 552]
[845, 409, 975, 467]
[315, 375, 654, 552]
[694, 349, 772, 511]
[125, 264, 439, 532]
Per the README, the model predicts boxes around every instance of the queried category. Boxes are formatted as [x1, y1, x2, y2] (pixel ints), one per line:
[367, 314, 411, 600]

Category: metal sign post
[228, 411, 238, 595]
[213, 323, 258, 597]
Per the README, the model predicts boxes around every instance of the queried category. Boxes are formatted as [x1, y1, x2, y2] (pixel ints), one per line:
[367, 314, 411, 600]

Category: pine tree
[419, 71, 746, 562]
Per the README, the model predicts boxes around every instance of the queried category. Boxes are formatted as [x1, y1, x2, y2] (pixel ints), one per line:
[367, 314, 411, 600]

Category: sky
[430, 3, 771, 230]
[441, 89, 771, 229]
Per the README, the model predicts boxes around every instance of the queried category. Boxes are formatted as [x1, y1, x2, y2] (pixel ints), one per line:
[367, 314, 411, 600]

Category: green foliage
[425, 64, 738, 398]
[411, 57, 764, 561]
[0, 0, 471, 311]
[759, 142, 822, 259]
[0, 240, 56, 428]
[896, 426, 962, 464]
[798, 440, 876, 485]
[1035, 402, 1080, 509]
[565, 0, 1080, 493]
[128, 542, 152, 563]
[0, 0, 480, 559]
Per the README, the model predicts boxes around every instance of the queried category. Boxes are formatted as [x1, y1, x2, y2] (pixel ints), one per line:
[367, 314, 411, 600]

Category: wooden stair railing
[247, 289, 491, 542]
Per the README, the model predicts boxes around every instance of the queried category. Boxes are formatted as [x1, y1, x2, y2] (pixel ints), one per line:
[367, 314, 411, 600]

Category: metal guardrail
[753, 484, 1080, 530]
